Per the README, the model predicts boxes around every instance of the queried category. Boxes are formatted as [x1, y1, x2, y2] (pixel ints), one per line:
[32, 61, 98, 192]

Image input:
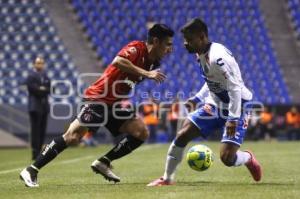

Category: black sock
[27, 165, 38, 174]
[32, 136, 68, 169]
[99, 135, 144, 162]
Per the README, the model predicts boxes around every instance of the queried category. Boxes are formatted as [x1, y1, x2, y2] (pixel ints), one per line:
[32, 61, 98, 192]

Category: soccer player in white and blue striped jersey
[148, 18, 262, 186]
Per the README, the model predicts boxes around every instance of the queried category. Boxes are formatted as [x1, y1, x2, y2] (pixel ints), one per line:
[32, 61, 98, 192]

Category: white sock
[233, 150, 251, 166]
[163, 142, 185, 181]
[30, 165, 39, 171]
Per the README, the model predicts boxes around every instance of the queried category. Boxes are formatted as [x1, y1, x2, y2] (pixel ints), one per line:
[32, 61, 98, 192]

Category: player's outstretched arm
[112, 56, 166, 83]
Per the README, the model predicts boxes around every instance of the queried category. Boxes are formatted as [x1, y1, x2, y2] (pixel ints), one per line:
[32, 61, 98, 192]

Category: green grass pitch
[0, 142, 299, 199]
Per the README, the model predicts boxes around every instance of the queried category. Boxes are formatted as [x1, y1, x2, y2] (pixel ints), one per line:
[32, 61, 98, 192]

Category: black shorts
[77, 103, 135, 137]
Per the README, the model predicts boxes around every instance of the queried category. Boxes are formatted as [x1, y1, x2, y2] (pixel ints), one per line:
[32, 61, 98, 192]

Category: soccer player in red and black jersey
[20, 24, 174, 187]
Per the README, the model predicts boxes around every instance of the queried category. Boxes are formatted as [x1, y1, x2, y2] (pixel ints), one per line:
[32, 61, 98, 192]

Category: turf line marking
[0, 168, 22, 175]
[0, 155, 94, 175]
[56, 155, 94, 165]
[0, 144, 163, 175]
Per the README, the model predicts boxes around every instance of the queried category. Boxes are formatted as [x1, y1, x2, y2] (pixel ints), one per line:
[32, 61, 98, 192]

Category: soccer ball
[186, 144, 214, 171]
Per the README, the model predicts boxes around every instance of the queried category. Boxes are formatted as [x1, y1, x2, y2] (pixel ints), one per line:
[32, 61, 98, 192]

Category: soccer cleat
[245, 150, 262, 182]
[91, 159, 120, 183]
[147, 177, 174, 187]
[19, 167, 39, 187]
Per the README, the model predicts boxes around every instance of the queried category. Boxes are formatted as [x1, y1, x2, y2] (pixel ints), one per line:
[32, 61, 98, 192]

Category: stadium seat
[0, 0, 79, 105]
[286, 0, 300, 39]
[0, 0, 292, 105]
[70, 0, 291, 104]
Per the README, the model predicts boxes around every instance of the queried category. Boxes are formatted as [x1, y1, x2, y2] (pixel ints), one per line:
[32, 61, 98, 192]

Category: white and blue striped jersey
[193, 42, 252, 120]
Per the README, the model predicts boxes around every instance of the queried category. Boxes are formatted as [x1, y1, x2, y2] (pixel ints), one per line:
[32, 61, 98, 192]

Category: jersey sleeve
[190, 83, 209, 103]
[214, 57, 242, 120]
[117, 43, 141, 63]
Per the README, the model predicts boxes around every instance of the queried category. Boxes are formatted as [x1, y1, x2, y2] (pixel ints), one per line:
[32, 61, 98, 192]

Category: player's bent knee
[174, 129, 191, 147]
[127, 120, 149, 141]
[174, 120, 200, 147]
[220, 151, 236, 167]
[134, 127, 149, 141]
[142, 128, 150, 140]
[120, 118, 149, 141]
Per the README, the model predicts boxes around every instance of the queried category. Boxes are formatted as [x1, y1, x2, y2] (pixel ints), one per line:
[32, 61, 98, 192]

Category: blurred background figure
[273, 112, 286, 141]
[80, 131, 98, 147]
[285, 106, 300, 140]
[26, 57, 51, 160]
[142, 97, 159, 143]
[257, 107, 275, 141]
[167, 97, 180, 141]
[246, 110, 261, 141]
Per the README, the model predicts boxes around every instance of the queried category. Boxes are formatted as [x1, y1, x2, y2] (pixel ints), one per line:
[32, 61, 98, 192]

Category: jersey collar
[196, 42, 212, 62]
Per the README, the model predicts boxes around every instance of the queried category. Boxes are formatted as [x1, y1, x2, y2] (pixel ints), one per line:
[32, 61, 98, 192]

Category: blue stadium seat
[70, 0, 292, 104]
[286, 0, 300, 40]
[0, 0, 79, 105]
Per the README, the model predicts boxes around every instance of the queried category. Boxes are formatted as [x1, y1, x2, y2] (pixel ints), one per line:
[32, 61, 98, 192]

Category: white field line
[0, 144, 163, 175]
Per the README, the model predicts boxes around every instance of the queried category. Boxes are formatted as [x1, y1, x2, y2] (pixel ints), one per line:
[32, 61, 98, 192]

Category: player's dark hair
[181, 18, 208, 36]
[147, 23, 174, 44]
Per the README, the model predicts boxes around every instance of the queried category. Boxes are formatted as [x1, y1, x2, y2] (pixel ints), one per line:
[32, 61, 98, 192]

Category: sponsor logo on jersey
[83, 113, 92, 122]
